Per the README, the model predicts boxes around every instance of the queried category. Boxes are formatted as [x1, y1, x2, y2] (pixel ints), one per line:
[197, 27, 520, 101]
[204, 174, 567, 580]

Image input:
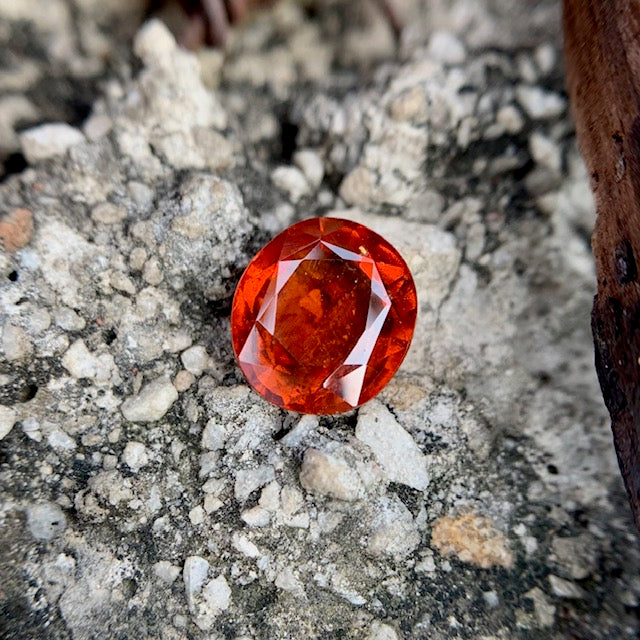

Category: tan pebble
[174, 370, 196, 392]
[0, 208, 33, 253]
[431, 512, 514, 569]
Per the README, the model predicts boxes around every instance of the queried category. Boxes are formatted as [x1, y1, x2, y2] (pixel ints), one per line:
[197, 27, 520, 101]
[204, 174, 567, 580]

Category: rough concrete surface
[0, 1, 638, 639]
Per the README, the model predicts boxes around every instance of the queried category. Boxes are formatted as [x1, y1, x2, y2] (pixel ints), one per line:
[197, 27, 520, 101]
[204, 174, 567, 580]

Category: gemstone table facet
[230, 217, 417, 414]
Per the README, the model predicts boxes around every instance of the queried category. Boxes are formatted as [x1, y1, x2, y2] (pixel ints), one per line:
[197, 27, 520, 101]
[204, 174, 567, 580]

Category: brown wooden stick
[563, 0, 640, 530]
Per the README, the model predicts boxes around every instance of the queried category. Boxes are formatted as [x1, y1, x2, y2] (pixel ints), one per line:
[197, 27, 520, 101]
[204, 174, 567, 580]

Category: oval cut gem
[230, 217, 417, 414]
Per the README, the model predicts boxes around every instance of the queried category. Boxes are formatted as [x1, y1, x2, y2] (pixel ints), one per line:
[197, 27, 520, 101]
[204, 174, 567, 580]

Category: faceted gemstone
[230, 217, 417, 414]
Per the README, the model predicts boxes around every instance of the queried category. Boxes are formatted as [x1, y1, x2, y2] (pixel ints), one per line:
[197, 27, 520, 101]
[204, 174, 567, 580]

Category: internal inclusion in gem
[230, 217, 418, 414]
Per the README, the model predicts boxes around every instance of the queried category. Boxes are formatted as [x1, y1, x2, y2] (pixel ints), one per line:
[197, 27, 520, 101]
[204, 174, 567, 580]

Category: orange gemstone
[230, 217, 417, 414]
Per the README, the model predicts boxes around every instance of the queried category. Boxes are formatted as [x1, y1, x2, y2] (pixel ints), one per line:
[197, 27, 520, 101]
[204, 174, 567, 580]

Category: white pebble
[204, 495, 223, 513]
[26, 502, 67, 540]
[20, 123, 85, 163]
[294, 150, 324, 189]
[61, 339, 98, 379]
[201, 418, 227, 451]
[299, 448, 363, 501]
[529, 132, 562, 173]
[241, 506, 270, 527]
[234, 465, 275, 502]
[427, 30, 466, 65]
[181, 345, 209, 376]
[48, 429, 76, 450]
[516, 85, 565, 120]
[497, 104, 524, 135]
[189, 505, 205, 525]
[271, 166, 311, 203]
[368, 621, 399, 640]
[174, 370, 196, 392]
[2, 323, 32, 361]
[121, 375, 178, 423]
[122, 441, 149, 472]
[154, 561, 181, 584]
[356, 401, 429, 491]
[275, 567, 304, 597]
[232, 532, 261, 558]
[183, 555, 210, 612]
[55, 307, 86, 331]
[0, 405, 16, 440]
[91, 203, 127, 224]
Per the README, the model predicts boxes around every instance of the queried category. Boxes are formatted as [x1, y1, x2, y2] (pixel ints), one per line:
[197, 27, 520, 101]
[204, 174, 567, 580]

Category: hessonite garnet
[230, 217, 417, 414]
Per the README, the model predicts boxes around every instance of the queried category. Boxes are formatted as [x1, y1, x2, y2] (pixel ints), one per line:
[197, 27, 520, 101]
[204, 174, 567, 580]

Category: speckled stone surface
[0, 1, 638, 639]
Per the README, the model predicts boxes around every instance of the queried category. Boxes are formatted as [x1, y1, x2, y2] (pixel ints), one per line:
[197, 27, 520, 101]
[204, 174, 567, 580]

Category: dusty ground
[1, 1, 639, 639]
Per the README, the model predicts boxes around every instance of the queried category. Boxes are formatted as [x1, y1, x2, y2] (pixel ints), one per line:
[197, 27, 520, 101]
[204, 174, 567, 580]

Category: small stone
[163, 331, 193, 353]
[241, 506, 270, 527]
[529, 132, 562, 173]
[26, 502, 67, 541]
[232, 532, 261, 558]
[189, 505, 205, 525]
[201, 418, 227, 451]
[427, 31, 466, 65]
[368, 621, 399, 640]
[497, 105, 524, 135]
[548, 574, 584, 599]
[271, 166, 311, 203]
[181, 345, 209, 376]
[431, 513, 514, 569]
[406, 191, 444, 223]
[0, 405, 16, 440]
[275, 567, 304, 597]
[174, 370, 196, 392]
[20, 123, 85, 163]
[110, 271, 136, 295]
[294, 149, 324, 189]
[55, 307, 86, 332]
[465, 222, 486, 262]
[516, 86, 565, 120]
[21, 418, 41, 442]
[388, 86, 429, 124]
[121, 376, 178, 423]
[129, 247, 147, 271]
[133, 19, 178, 66]
[122, 441, 149, 472]
[0, 208, 34, 252]
[184, 555, 210, 612]
[204, 495, 223, 513]
[534, 43, 557, 75]
[2, 323, 33, 361]
[198, 576, 231, 629]
[339, 166, 374, 206]
[525, 587, 556, 627]
[142, 257, 163, 285]
[102, 454, 118, 470]
[415, 552, 436, 573]
[280, 415, 319, 448]
[48, 430, 76, 450]
[258, 481, 281, 511]
[154, 561, 181, 584]
[483, 590, 500, 608]
[299, 448, 364, 501]
[91, 203, 127, 224]
[61, 339, 100, 379]
[83, 113, 112, 140]
[355, 400, 429, 490]
[550, 534, 598, 580]
[368, 497, 420, 557]
[234, 465, 276, 502]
